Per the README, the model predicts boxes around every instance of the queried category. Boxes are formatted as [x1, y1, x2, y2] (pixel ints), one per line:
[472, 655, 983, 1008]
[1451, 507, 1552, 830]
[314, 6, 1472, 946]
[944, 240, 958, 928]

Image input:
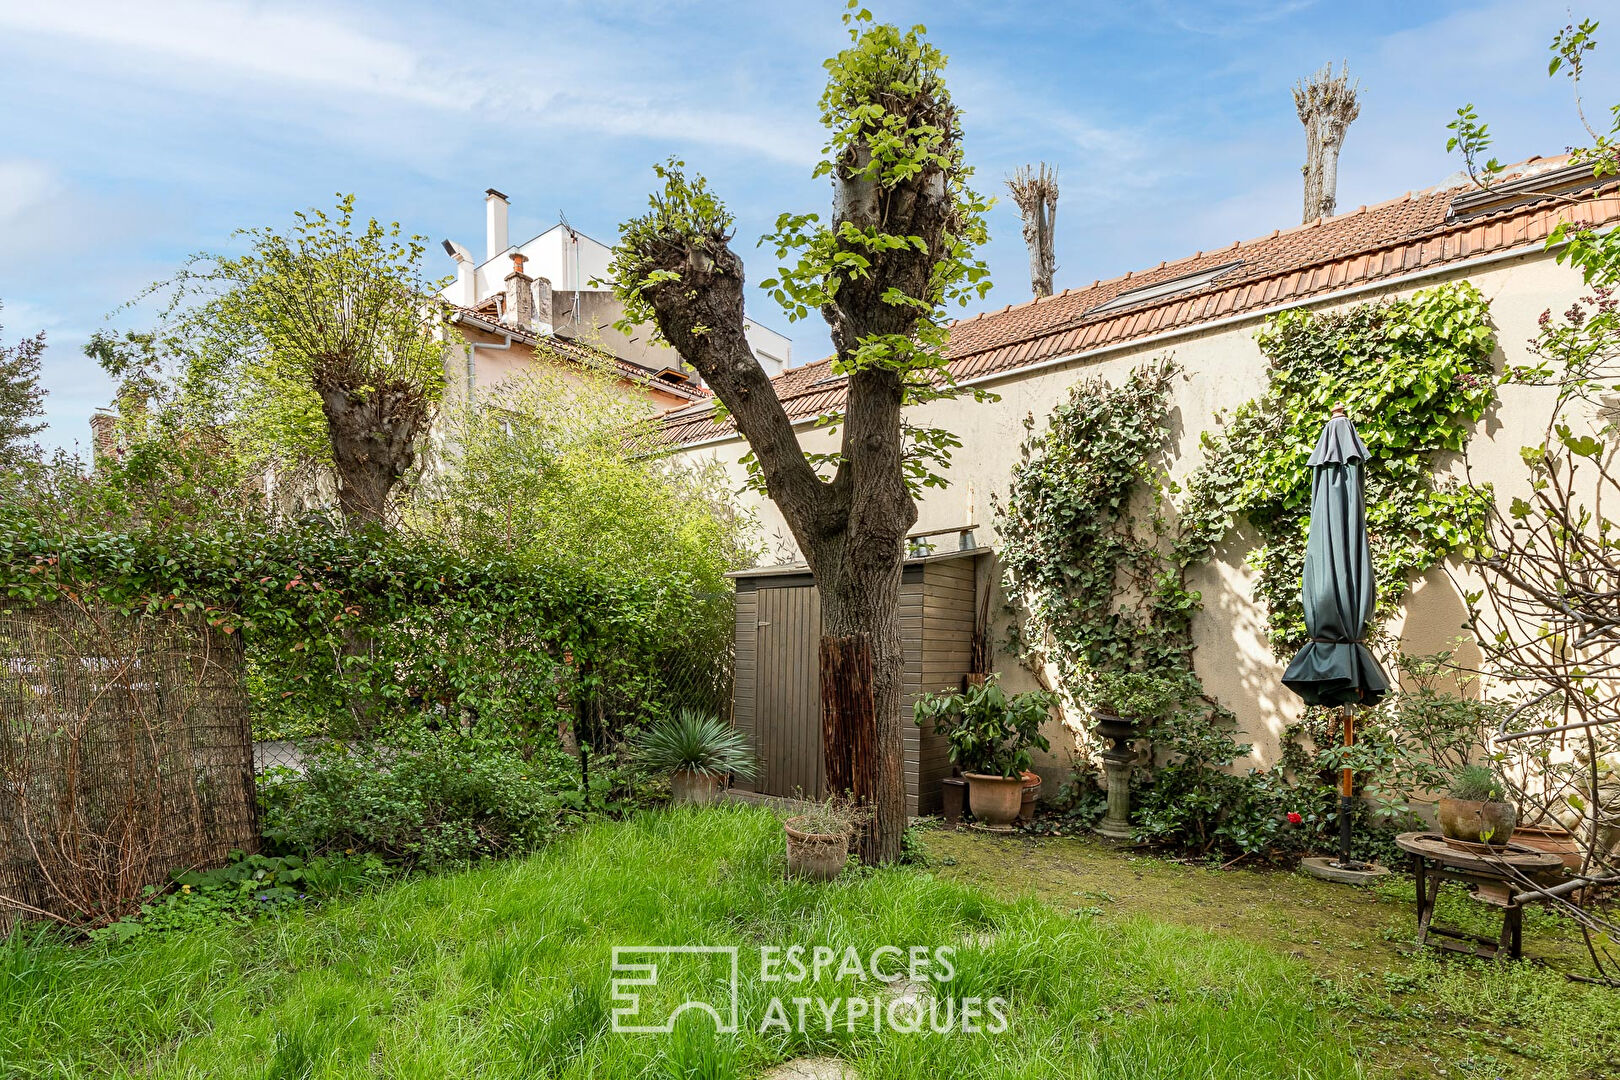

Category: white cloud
[0, 0, 820, 162]
[0, 0, 457, 107]
[1142, 0, 1320, 38]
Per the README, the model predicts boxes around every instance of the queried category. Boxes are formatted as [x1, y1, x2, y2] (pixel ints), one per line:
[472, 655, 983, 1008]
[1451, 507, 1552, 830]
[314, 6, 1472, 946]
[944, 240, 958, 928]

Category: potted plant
[914, 676, 1055, 827]
[634, 708, 756, 805]
[783, 796, 871, 881]
[1437, 764, 1518, 849]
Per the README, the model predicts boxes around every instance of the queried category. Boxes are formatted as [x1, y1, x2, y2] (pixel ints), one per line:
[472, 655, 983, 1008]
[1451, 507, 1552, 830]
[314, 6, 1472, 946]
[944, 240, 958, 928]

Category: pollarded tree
[139, 196, 449, 529]
[610, 6, 991, 863]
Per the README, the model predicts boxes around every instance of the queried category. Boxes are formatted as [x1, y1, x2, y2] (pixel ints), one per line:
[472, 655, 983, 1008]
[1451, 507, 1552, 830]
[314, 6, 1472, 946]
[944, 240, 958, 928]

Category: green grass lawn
[2, 806, 1364, 1079]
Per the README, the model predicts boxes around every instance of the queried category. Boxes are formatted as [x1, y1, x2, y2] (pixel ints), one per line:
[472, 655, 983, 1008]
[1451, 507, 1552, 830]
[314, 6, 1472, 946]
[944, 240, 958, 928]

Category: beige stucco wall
[675, 247, 1590, 777]
[446, 325, 693, 414]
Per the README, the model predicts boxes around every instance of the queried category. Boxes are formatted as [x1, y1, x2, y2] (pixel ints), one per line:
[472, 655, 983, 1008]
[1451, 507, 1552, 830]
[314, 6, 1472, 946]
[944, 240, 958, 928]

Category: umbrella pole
[1338, 703, 1356, 868]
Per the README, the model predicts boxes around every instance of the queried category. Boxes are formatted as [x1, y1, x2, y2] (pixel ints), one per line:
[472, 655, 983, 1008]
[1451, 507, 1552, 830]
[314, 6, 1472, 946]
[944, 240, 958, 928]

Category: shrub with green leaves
[92, 851, 390, 943]
[260, 726, 582, 868]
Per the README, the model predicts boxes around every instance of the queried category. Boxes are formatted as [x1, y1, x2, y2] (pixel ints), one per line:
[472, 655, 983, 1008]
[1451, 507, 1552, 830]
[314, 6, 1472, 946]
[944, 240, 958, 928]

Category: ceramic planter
[963, 772, 1023, 826]
[670, 769, 724, 806]
[1514, 822, 1583, 870]
[1437, 797, 1518, 849]
[784, 817, 850, 881]
[1017, 770, 1042, 824]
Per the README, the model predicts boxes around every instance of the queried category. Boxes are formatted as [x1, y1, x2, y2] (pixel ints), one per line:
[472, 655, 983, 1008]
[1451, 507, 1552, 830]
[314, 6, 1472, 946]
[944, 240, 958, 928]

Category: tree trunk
[819, 633, 878, 856]
[803, 368, 914, 864]
[814, 565, 906, 862]
[318, 384, 423, 530]
[1318, 138, 1343, 220]
[1301, 120, 1323, 224]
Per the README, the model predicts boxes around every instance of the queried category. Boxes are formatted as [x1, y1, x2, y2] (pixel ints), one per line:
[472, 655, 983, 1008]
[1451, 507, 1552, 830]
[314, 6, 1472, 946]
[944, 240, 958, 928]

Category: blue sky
[3, 0, 1618, 453]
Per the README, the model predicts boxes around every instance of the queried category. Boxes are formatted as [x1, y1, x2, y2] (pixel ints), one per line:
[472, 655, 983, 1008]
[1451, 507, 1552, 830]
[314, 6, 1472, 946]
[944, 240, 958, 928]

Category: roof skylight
[1087, 260, 1244, 315]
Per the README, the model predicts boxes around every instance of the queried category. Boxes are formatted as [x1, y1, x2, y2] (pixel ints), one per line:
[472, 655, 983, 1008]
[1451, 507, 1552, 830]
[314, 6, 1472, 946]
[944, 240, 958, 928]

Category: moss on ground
[922, 827, 1620, 1080]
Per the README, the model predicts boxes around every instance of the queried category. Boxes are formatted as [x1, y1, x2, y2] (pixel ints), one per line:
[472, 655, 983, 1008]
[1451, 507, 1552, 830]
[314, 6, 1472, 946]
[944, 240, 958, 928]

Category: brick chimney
[88, 410, 121, 467]
[503, 253, 535, 327]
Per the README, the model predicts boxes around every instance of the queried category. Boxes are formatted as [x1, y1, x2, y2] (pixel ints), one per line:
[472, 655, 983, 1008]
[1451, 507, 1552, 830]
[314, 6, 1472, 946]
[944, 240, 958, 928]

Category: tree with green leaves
[409, 365, 757, 591]
[1448, 16, 1620, 285]
[609, 5, 991, 862]
[126, 196, 449, 529]
[0, 300, 46, 473]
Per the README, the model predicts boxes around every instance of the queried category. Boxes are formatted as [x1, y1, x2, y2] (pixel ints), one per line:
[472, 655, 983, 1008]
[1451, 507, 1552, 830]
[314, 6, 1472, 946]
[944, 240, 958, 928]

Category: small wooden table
[1395, 832, 1566, 960]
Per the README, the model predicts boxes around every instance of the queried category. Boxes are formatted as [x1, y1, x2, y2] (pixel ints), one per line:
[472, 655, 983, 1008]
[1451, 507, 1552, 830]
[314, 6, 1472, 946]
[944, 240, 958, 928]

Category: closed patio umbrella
[1282, 404, 1389, 871]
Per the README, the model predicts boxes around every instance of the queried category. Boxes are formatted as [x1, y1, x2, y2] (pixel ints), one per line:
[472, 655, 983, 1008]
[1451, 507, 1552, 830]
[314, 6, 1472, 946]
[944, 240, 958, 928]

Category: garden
[3, 7, 1620, 1080]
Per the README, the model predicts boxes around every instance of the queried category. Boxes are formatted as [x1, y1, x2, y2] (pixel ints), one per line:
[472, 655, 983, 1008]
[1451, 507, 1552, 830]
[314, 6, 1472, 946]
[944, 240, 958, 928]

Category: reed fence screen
[0, 603, 256, 929]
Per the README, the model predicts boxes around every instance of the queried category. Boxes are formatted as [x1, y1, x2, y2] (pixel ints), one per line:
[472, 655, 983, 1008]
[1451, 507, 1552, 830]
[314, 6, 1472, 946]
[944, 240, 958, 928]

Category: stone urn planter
[784, 817, 851, 881]
[1093, 711, 1138, 841]
[1437, 797, 1518, 850]
[670, 768, 725, 806]
[1017, 770, 1042, 824]
[963, 773, 1024, 826]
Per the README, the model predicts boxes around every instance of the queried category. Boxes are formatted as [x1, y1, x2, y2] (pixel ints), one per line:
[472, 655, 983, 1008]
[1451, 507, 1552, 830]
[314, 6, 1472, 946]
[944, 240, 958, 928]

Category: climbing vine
[1181, 281, 1499, 654]
[995, 360, 1206, 724]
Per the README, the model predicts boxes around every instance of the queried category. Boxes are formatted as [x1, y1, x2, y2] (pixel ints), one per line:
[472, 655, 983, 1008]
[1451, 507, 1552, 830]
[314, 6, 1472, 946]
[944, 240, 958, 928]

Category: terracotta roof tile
[655, 156, 1618, 447]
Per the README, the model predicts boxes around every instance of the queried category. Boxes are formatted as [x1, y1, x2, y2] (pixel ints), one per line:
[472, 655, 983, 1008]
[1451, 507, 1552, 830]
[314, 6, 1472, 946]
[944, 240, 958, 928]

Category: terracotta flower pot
[964, 772, 1024, 826]
[1017, 770, 1042, 824]
[1514, 823, 1583, 871]
[784, 817, 850, 881]
[1437, 797, 1517, 849]
[670, 769, 724, 806]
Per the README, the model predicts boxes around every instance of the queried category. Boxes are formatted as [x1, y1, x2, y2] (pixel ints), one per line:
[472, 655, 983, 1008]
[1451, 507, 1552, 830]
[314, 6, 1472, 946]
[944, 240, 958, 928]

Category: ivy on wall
[994, 360, 1209, 724]
[1180, 281, 1500, 654]
[992, 283, 1503, 859]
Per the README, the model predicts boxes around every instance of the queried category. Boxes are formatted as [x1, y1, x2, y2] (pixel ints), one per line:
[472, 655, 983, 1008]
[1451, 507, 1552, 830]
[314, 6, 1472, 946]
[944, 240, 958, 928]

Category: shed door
[754, 585, 824, 800]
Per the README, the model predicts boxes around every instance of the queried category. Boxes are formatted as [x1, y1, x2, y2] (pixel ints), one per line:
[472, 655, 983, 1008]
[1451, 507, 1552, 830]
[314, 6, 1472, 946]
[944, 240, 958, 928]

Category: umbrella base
[1301, 856, 1392, 886]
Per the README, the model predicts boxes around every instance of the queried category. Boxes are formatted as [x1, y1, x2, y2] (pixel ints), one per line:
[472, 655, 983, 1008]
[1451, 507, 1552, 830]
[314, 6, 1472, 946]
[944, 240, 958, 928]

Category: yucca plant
[635, 708, 757, 780]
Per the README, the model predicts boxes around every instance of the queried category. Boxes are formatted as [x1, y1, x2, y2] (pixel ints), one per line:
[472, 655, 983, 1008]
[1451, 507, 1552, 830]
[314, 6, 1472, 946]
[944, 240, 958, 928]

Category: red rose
[1286, 812, 1304, 825]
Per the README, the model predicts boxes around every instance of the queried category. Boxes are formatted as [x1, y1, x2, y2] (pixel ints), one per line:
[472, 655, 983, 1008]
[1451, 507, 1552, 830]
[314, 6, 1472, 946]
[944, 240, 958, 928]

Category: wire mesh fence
[248, 636, 736, 779]
[0, 603, 257, 930]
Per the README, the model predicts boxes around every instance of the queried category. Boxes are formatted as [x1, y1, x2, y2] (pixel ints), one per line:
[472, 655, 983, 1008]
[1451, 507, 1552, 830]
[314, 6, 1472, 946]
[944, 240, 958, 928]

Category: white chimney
[485, 188, 509, 264]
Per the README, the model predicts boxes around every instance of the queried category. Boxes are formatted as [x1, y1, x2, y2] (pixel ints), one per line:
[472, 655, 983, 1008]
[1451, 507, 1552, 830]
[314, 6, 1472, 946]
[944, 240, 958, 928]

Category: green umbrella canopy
[1282, 412, 1390, 707]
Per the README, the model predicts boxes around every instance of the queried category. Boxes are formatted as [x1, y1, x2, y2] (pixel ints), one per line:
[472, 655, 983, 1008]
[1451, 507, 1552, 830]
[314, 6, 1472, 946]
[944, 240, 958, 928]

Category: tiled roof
[655, 156, 1620, 447]
[448, 306, 710, 402]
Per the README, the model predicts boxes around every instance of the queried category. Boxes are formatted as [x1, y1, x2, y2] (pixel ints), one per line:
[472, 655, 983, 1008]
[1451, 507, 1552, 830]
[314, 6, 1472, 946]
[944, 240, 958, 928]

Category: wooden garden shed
[729, 546, 985, 815]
